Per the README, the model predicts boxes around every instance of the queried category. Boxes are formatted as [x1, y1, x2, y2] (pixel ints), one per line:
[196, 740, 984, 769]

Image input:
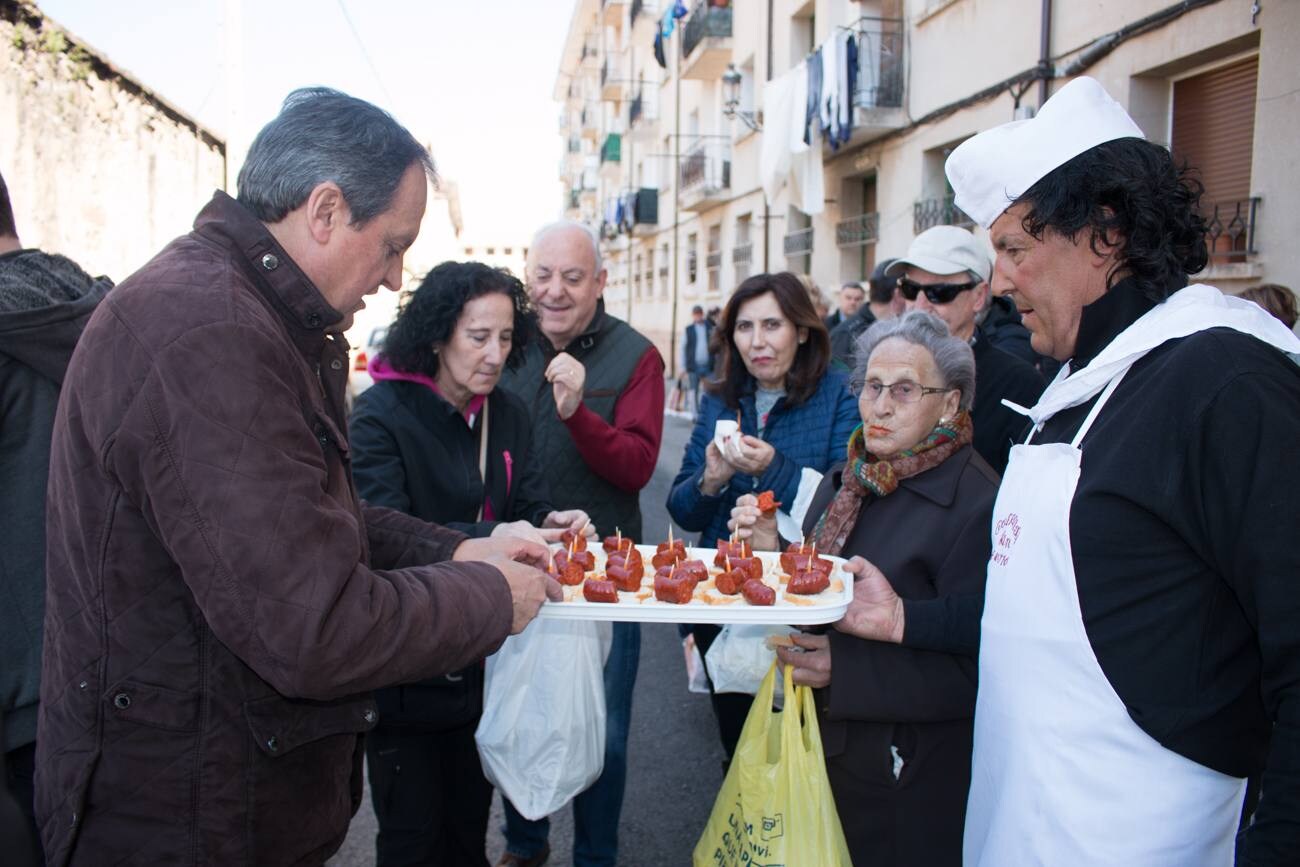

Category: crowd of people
[2, 76, 1299, 867]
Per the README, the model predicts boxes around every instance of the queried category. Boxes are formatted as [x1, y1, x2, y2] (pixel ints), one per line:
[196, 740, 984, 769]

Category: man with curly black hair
[959, 85, 1300, 866]
[830, 77, 1300, 864]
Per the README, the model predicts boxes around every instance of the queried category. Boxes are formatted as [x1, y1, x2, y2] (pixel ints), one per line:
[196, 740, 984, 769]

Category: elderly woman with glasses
[731, 310, 999, 867]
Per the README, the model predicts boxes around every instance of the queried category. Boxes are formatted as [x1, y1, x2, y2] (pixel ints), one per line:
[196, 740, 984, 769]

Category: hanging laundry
[840, 31, 858, 146]
[660, 5, 676, 38]
[653, 29, 666, 68]
[804, 47, 822, 146]
[624, 191, 637, 231]
[760, 63, 824, 215]
[820, 33, 839, 145]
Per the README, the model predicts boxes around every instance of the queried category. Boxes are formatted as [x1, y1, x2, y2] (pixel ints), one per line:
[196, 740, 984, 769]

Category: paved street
[329, 411, 730, 866]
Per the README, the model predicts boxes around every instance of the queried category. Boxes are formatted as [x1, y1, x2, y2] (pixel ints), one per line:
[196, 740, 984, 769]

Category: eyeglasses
[897, 276, 978, 305]
[853, 379, 953, 404]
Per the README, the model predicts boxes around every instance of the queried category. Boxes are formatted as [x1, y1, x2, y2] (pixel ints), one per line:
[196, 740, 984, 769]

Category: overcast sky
[39, 0, 572, 246]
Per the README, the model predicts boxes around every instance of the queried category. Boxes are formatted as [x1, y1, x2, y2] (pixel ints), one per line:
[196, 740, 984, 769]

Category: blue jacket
[667, 370, 859, 547]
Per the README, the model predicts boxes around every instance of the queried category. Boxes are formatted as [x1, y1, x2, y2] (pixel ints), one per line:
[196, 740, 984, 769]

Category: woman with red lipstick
[667, 271, 858, 761]
[731, 310, 998, 867]
[349, 261, 591, 867]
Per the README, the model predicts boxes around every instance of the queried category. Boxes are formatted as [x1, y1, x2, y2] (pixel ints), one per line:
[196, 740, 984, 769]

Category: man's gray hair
[853, 311, 977, 410]
[237, 87, 435, 226]
[529, 220, 603, 273]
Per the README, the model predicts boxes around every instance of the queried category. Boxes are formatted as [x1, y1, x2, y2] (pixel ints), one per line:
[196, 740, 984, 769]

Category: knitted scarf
[812, 411, 973, 556]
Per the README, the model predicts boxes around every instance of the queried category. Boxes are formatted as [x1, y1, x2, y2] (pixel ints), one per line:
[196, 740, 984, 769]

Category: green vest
[500, 306, 654, 541]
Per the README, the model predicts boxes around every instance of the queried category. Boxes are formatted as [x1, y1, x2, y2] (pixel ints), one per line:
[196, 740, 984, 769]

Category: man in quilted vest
[35, 88, 558, 866]
[496, 221, 665, 867]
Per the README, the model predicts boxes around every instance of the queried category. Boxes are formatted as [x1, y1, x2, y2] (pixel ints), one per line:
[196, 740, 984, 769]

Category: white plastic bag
[704, 624, 791, 695]
[475, 617, 612, 820]
[683, 635, 711, 695]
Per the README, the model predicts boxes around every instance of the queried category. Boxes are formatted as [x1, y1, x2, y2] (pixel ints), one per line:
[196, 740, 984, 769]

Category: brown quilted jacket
[35, 192, 513, 866]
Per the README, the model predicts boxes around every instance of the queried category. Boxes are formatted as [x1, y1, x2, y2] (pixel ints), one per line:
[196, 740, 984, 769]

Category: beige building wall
[556, 0, 1298, 372]
[0, 3, 225, 281]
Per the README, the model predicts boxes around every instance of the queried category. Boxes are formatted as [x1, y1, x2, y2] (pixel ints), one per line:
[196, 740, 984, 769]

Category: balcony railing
[784, 227, 814, 257]
[1203, 198, 1259, 261]
[913, 195, 974, 234]
[680, 136, 731, 195]
[732, 242, 753, 265]
[629, 87, 657, 128]
[600, 133, 622, 164]
[600, 188, 659, 238]
[706, 250, 722, 270]
[836, 212, 880, 247]
[566, 137, 582, 154]
[682, 0, 732, 59]
[854, 17, 904, 109]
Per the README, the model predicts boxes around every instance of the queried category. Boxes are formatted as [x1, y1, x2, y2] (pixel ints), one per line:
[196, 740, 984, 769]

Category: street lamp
[722, 63, 761, 131]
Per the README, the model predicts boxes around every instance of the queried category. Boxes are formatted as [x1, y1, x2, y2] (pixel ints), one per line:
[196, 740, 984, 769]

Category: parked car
[347, 324, 389, 403]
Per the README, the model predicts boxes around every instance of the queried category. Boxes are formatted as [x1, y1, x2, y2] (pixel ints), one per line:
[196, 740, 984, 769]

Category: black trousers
[691, 623, 754, 763]
[365, 721, 493, 867]
[2, 743, 41, 867]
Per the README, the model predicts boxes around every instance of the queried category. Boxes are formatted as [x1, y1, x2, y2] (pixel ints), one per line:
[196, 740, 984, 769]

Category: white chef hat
[945, 77, 1146, 229]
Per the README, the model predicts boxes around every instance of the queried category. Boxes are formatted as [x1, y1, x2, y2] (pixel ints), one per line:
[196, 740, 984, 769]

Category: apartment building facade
[554, 0, 1300, 372]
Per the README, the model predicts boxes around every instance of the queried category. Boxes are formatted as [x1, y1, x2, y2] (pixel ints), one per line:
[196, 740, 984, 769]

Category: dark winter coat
[0, 249, 110, 755]
[35, 192, 513, 866]
[828, 306, 876, 372]
[351, 380, 554, 538]
[667, 370, 859, 548]
[802, 445, 998, 867]
[970, 327, 1044, 475]
[349, 379, 555, 728]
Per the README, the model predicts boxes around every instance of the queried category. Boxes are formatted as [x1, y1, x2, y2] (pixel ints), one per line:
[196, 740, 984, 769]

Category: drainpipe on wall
[762, 0, 773, 273]
[1037, 0, 1052, 108]
[670, 26, 682, 380]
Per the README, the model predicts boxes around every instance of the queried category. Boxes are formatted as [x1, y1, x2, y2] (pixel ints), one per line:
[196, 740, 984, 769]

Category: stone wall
[0, 1, 225, 281]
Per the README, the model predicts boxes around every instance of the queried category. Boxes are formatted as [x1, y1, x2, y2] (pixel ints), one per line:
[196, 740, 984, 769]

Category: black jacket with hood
[0, 249, 110, 754]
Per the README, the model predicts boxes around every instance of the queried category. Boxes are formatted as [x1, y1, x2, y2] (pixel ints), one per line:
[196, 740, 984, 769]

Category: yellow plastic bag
[693, 661, 853, 867]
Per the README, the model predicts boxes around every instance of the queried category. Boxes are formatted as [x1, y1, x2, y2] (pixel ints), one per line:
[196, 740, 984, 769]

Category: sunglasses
[897, 276, 979, 305]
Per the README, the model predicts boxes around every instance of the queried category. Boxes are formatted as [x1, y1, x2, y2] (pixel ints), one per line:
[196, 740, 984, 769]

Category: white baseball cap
[885, 225, 991, 283]
[945, 77, 1146, 229]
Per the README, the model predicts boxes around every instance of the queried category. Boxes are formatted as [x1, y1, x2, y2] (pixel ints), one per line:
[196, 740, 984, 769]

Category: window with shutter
[1171, 55, 1259, 262]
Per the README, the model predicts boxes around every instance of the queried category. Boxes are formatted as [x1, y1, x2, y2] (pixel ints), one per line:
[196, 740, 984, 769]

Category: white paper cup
[713, 419, 739, 456]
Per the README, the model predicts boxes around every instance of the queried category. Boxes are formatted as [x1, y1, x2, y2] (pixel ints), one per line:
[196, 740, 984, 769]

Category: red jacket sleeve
[561, 346, 665, 492]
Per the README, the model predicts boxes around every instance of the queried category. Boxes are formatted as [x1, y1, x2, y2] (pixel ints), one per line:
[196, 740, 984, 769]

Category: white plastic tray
[537, 544, 852, 625]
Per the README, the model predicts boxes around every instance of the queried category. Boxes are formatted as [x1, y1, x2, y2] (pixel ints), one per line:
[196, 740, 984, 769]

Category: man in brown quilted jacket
[34, 88, 558, 866]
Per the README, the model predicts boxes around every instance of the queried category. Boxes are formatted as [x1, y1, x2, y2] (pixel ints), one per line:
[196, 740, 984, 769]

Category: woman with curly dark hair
[349, 261, 592, 867]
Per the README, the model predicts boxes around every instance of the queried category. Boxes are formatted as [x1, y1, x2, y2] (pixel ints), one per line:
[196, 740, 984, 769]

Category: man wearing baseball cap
[884, 226, 1043, 474]
[831, 76, 1300, 864]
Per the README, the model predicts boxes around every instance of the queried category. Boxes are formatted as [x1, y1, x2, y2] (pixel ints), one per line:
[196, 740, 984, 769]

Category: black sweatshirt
[903, 278, 1300, 862]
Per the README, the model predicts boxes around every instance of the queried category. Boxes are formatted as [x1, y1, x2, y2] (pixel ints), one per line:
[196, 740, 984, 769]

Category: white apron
[964, 285, 1300, 866]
